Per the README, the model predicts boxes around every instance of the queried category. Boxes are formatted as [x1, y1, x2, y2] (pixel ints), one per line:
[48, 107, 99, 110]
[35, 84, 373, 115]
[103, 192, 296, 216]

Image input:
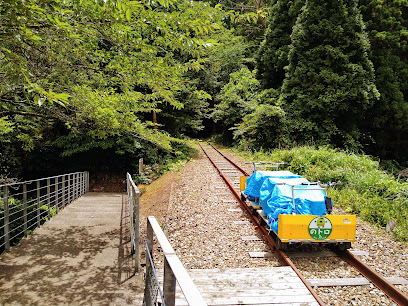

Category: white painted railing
[143, 216, 206, 306]
[126, 172, 140, 274]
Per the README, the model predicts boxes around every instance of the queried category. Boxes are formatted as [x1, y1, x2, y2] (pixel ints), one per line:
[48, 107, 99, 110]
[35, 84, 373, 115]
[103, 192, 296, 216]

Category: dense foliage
[1, 0, 408, 180]
[256, 0, 304, 89]
[0, 0, 224, 178]
[209, 0, 408, 167]
[1, 0, 407, 245]
[281, 0, 379, 149]
[359, 0, 408, 162]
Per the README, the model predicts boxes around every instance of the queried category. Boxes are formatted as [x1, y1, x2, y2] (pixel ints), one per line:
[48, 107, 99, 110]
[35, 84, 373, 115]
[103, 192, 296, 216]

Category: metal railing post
[133, 187, 140, 274]
[129, 191, 133, 252]
[73, 174, 75, 200]
[75, 173, 78, 199]
[55, 176, 59, 214]
[36, 180, 41, 228]
[73, 173, 76, 200]
[164, 257, 177, 306]
[147, 218, 153, 261]
[47, 178, 51, 219]
[72, 174, 75, 200]
[62, 175, 66, 209]
[80, 172, 83, 196]
[86, 171, 89, 192]
[127, 175, 132, 246]
[79, 172, 82, 196]
[144, 219, 154, 305]
[4, 186, 10, 252]
[83, 172, 86, 195]
[82, 172, 85, 195]
[23, 183, 27, 237]
[67, 174, 71, 204]
[126, 173, 140, 274]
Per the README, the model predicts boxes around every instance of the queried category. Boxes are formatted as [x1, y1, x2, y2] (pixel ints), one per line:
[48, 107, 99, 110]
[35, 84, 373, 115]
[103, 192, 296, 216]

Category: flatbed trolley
[240, 162, 356, 250]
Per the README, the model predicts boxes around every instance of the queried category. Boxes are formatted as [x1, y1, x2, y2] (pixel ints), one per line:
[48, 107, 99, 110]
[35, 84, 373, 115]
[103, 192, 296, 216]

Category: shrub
[137, 164, 161, 185]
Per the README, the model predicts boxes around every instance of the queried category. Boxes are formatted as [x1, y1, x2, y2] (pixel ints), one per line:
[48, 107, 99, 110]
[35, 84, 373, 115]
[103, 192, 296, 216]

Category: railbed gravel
[158, 146, 408, 305]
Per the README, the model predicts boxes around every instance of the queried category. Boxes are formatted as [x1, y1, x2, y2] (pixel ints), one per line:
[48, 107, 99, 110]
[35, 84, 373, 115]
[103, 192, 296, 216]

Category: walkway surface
[156, 267, 319, 305]
[0, 192, 144, 305]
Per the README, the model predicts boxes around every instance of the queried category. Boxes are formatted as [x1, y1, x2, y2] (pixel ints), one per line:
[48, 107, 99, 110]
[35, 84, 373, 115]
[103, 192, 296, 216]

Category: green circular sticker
[308, 217, 332, 240]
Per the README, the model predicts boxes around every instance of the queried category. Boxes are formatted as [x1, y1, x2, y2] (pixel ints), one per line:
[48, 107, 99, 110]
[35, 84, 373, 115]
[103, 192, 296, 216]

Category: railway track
[199, 142, 408, 306]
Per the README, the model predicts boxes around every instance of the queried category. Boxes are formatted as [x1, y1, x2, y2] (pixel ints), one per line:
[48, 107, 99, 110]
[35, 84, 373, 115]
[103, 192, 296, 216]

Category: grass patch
[234, 145, 408, 242]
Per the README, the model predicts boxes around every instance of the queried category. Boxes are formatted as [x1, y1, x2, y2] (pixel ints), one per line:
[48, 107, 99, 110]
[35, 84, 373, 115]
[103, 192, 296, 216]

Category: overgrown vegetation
[234, 145, 408, 242]
[215, 0, 408, 166]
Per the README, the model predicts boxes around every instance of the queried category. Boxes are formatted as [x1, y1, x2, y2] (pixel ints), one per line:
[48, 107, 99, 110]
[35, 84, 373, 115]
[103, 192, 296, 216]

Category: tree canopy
[1, 0, 225, 177]
[1, 0, 408, 179]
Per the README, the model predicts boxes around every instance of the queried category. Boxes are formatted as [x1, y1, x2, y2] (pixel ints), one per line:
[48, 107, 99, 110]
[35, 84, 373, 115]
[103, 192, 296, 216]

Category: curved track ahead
[199, 142, 408, 306]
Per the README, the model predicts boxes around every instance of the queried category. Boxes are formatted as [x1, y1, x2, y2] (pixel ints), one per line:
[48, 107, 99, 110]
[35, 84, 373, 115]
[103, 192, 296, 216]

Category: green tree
[213, 67, 260, 141]
[232, 89, 286, 149]
[281, 0, 379, 149]
[256, 0, 304, 89]
[172, 30, 250, 137]
[209, 0, 272, 44]
[359, 0, 408, 163]
[0, 0, 223, 177]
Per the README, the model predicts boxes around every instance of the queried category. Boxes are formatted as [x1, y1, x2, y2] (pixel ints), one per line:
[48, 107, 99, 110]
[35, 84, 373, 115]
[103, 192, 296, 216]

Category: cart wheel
[276, 240, 288, 251]
[338, 242, 351, 251]
[258, 215, 266, 226]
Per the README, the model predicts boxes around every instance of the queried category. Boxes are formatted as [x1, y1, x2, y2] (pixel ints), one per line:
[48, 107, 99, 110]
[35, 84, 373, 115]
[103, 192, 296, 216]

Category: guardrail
[126, 173, 140, 274]
[0, 171, 89, 253]
[143, 216, 206, 306]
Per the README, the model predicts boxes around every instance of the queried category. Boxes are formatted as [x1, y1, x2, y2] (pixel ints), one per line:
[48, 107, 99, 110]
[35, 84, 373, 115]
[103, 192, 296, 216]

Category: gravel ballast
[141, 145, 408, 305]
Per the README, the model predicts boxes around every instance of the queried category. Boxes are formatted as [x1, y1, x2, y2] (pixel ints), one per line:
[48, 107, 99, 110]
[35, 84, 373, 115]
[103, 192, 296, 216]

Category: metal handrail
[145, 240, 166, 305]
[0, 171, 88, 188]
[143, 216, 206, 306]
[126, 173, 140, 274]
[0, 171, 89, 253]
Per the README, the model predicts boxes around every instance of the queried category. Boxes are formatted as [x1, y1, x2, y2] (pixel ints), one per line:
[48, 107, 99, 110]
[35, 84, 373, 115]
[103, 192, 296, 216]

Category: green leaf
[126, 8, 131, 22]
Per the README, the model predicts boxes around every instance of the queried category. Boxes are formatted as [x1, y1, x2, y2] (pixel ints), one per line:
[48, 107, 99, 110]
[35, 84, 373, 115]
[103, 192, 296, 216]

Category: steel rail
[203, 142, 408, 306]
[207, 142, 250, 176]
[337, 250, 408, 305]
[198, 142, 326, 306]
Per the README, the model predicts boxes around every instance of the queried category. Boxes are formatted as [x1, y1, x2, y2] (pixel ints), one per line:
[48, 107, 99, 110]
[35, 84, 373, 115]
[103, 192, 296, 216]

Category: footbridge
[0, 172, 207, 305]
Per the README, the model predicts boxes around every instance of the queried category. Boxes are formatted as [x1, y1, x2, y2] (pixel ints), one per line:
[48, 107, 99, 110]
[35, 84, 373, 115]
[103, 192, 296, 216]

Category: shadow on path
[0, 192, 144, 305]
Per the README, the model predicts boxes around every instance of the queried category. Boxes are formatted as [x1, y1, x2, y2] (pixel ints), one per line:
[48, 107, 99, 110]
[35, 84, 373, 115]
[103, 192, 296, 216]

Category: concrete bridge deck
[0, 192, 144, 305]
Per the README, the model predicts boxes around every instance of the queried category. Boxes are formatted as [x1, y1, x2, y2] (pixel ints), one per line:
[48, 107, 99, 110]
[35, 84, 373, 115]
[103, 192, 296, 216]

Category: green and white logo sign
[308, 217, 332, 240]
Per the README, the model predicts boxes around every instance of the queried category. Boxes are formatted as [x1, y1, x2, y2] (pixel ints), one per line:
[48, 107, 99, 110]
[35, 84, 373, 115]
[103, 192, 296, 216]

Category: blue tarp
[244, 171, 328, 233]
[259, 177, 308, 207]
[243, 171, 301, 199]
